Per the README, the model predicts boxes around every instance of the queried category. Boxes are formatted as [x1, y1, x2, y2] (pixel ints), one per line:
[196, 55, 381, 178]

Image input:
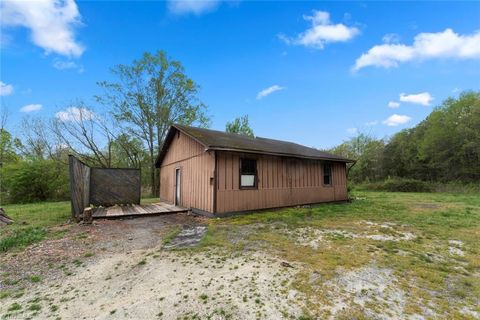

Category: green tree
[225, 115, 254, 137]
[96, 51, 209, 195]
[110, 133, 146, 169]
[0, 108, 21, 166]
[418, 91, 480, 181]
[0, 128, 20, 165]
[329, 133, 385, 182]
[382, 91, 480, 182]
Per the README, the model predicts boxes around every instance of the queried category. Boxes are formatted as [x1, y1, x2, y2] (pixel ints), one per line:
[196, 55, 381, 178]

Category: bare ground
[1, 213, 479, 319]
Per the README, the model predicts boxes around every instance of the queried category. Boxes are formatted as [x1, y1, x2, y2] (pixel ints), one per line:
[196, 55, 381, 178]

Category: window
[323, 163, 332, 186]
[240, 159, 257, 188]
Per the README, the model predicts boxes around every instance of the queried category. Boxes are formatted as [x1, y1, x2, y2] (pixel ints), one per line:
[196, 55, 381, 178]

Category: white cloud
[56, 107, 95, 122]
[167, 0, 221, 15]
[20, 103, 42, 113]
[353, 29, 480, 71]
[388, 101, 400, 108]
[1, 0, 84, 57]
[53, 59, 84, 72]
[365, 121, 378, 126]
[399, 92, 433, 106]
[279, 10, 360, 50]
[0, 81, 14, 96]
[382, 33, 400, 44]
[383, 114, 411, 126]
[347, 127, 358, 134]
[256, 85, 285, 99]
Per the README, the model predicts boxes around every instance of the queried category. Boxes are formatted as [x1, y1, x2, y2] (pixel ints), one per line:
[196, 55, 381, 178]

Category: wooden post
[83, 207, 93, 224]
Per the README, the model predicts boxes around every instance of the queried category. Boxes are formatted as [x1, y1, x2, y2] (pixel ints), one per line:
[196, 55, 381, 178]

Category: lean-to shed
[155, 125, 354, 216]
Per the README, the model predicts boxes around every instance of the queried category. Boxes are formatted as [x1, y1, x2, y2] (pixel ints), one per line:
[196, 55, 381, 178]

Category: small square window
[323, 163, 332, 186]
[240, 159, 257, 188]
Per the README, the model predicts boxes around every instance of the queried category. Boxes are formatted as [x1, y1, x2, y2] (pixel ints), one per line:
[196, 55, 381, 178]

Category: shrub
[358, 178, 433, 193]
[1, 160, 69, 203]
[382, 179, 433, 192]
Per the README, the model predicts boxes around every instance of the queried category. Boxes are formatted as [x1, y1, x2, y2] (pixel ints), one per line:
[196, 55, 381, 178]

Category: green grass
[28, 275, 42, 283]
[2, 201, 71, 230]
[0, 201, 70, 252]
[0, 198, 159, 252]
[141, 197, 161, 205]
[7, 302, 21, 312]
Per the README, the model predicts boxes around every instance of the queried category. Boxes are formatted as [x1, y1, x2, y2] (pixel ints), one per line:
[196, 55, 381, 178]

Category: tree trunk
[150, 163, 156, 197]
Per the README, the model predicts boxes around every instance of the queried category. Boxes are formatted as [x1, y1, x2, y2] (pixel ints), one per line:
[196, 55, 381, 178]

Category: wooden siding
[159, 131, 215, 212]
[215, 152, 347, 213]
[68, 155, 90, 221]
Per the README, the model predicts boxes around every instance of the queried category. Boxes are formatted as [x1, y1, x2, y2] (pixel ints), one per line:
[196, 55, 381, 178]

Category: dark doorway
[175, 168, 181, 206]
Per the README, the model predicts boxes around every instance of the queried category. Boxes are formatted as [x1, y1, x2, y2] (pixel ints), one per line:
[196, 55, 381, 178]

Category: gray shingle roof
[156, 124, 354, 167]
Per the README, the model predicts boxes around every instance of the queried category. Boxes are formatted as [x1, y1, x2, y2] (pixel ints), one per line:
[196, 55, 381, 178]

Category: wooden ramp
[92, 202, 187, 218]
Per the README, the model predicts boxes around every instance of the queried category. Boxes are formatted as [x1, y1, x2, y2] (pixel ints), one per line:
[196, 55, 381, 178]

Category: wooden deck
[92, 202, 187, 218]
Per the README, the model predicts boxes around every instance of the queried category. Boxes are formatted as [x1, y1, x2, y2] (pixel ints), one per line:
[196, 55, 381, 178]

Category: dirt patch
[163, 225, 208, 249]
[448, 239, 465, 257]
[324, 266, 408, 319]
[292, 222, 417, 250]
[0, 249, 303, 319]
[0, 214, 205, 294]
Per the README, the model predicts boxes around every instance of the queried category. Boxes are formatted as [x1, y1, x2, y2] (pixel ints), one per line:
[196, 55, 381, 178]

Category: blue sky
[1, 0, 480, 149]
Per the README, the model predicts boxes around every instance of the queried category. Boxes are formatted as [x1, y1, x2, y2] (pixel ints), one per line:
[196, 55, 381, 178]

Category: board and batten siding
[215, 151, 347, 213]
[159, 131, 215, 213]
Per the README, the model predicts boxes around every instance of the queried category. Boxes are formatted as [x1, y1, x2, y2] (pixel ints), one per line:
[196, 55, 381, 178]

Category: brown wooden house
[155, 125, 354, 216]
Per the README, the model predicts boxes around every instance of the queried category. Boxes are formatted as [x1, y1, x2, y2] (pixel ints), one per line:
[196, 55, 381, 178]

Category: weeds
[29, 275, 42, 283]
[0, 227, 47, 252]
[8, 302, 21, 312]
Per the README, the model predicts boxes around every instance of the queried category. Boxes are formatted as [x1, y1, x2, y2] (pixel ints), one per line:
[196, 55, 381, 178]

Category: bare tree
[52, 102, 115, 167]
[19, 116, 54, 160]
[52, 101, 144, 169]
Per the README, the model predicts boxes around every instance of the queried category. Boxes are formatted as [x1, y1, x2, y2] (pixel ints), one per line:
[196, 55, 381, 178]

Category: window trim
[323, 162, 333, 187]
[239, 158, 258, 190]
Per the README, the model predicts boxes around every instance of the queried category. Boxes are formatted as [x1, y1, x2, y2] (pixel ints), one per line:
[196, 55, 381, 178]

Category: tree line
[330, 91, 480, 185]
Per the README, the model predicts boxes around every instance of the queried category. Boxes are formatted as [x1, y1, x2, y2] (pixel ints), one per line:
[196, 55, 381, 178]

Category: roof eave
[156, 125, 210, 168]
[206, 146, 355, 163]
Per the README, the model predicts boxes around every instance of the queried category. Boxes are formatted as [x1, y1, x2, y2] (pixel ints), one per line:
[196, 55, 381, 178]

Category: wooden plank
[150, 204, 168, 212]
[133, 204, 149, 214]
[121, 205, 136, 216]
[92, 207, 106, 217]
[106, 206, 123, 217]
